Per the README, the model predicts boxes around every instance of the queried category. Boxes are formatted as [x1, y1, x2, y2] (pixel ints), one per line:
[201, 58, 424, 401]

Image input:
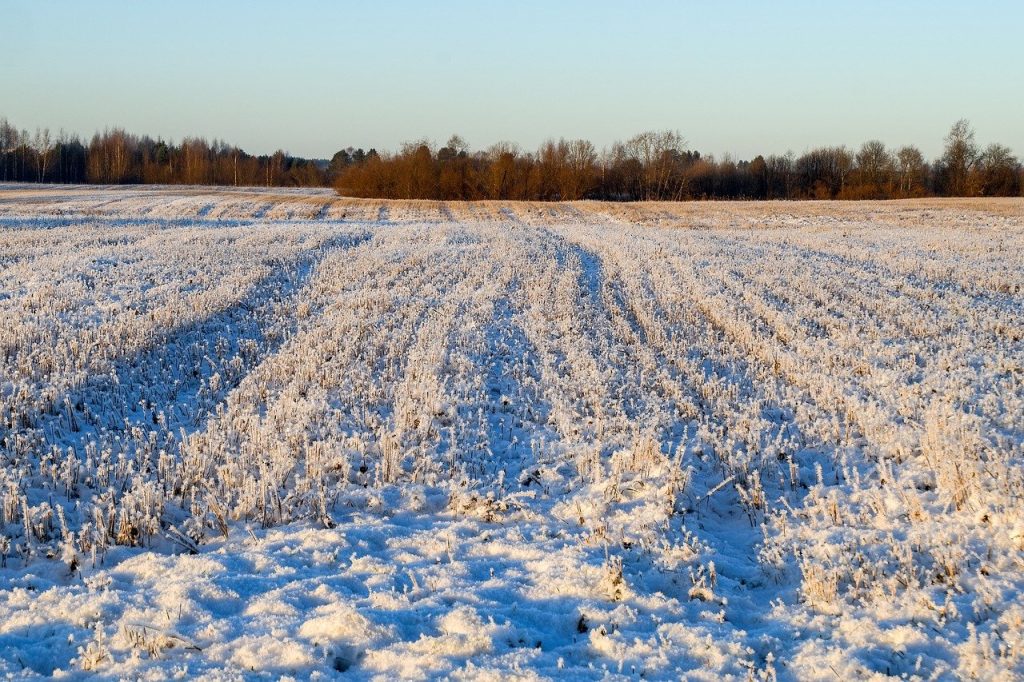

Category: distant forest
[2, 117, 1021, 201]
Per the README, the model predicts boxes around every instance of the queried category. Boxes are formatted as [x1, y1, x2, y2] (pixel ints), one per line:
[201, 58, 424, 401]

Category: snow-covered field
[1, 185, 1022, 680]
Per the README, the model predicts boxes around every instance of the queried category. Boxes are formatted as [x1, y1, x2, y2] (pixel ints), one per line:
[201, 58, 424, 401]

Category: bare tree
[487, 142, 520, 199]
[854, 140, 894, 198]
[941, 119, 978, 196]
[976, 143, 1019, 196]
[625, 131, 688, 200]
[563, 139, 597, 200]
[0, 118, 15, 182]
[443, 135, 469, 157]
[32, 128, 53, 182]
[796, 146, 852, 198]
[895, 145, 926, 197]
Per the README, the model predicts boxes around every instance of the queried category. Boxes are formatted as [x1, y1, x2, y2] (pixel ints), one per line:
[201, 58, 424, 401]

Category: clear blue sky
[3, 0, 1021, 160]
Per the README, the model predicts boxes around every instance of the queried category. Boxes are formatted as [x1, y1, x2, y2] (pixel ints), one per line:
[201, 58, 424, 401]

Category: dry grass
[3, 184, 1022, 225]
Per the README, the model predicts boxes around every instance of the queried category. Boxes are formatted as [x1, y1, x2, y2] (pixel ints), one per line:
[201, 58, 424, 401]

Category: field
[0, 185, 1022, 680]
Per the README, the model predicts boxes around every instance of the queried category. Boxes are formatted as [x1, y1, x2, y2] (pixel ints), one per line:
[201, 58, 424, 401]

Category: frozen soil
[0, 186, 1022, 680]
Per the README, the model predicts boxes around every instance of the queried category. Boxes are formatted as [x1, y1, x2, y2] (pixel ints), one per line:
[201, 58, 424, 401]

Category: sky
[2, 0, 1022, 161]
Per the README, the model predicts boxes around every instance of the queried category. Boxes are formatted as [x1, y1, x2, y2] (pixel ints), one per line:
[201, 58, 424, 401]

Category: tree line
[3, 116, 1021, 200]
[0, 120, 326, 187]
[334, 122, 1022, 200]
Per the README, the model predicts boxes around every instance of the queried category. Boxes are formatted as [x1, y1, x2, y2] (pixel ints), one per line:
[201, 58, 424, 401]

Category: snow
[0, 185, 1022, 679]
